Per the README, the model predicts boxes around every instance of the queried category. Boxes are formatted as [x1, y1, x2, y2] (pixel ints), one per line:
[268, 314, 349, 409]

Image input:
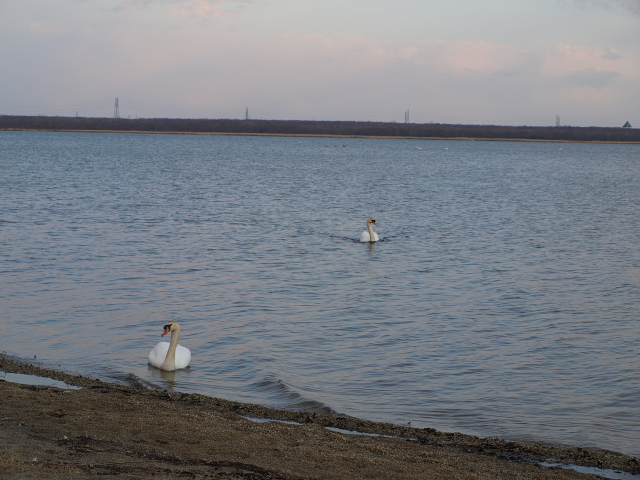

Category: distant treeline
[1, 115, 639, 143]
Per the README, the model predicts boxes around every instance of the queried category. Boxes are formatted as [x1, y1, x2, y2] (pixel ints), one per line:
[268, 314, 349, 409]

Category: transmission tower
[114, 98, 120, 119]
[245, 107, 249, 120]
[556, 114, 560, 127]
[405, 109, 410, 123]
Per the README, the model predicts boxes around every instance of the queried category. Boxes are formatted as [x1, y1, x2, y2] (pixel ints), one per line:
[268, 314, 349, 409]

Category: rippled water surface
[2, 131, 639, 456]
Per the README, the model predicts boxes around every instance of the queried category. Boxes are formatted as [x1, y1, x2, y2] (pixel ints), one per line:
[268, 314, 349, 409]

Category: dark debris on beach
[1, 355, 638, 479]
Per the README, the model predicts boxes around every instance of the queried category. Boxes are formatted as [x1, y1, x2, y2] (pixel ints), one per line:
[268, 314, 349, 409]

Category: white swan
[360, 217, 379, 242]
[148, 321, 191, 371]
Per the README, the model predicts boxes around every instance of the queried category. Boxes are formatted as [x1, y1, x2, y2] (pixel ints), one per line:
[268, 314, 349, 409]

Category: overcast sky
[1, 0, 638, 126]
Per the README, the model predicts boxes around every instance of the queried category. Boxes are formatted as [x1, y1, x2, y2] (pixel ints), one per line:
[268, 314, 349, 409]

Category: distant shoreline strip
[2, 128, 639, 144]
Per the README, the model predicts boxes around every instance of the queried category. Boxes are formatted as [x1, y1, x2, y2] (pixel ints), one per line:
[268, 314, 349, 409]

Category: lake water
[1, 131, 639, 457]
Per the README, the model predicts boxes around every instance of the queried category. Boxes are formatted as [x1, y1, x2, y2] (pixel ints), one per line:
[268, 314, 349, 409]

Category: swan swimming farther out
[148, 321, 191, 371]
[360, 218, 380, 243]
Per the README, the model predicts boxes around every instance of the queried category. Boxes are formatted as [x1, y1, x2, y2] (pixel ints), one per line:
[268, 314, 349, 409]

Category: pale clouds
[180, 33, 638, 124]
[1, 0, 638, 126]
[602, 48, 625, 60]
[564, 68, 619, 89]
[116, 0, 258, 18]
[540, 44, 634, 78]
[373, 41, 530, 76]
[334, 37, 635, 86]
[573, 0, 640, 14]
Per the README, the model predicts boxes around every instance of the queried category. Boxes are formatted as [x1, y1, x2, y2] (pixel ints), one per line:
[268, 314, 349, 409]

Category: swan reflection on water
[147, 364, 191, 389]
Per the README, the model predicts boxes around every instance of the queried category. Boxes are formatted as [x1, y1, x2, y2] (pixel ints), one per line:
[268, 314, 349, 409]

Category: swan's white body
[360, 218, 379, 242]
[360, 230, 379, 242]
[148, 321, 191, 371]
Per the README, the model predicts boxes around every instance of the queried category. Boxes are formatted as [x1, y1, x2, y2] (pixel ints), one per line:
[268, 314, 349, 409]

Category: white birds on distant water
[148, 321, 191, 371]
[360, 217, 379, 243]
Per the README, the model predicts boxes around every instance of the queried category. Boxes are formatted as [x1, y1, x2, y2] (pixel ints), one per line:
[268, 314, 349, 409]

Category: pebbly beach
[1, 355, 639, 480]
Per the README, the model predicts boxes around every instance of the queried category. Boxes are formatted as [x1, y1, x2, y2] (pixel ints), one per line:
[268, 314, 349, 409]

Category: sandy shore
[1, 356, 638, 480]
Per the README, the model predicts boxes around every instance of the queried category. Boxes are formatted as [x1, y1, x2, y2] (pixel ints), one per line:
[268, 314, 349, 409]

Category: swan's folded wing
[148, 342, 170, 369]
[174, 345, 191, 369]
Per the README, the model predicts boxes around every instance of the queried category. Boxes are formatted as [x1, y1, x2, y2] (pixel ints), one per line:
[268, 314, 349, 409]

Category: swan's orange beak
[161, 325, 171, 337]
[372, 220, 377, 225]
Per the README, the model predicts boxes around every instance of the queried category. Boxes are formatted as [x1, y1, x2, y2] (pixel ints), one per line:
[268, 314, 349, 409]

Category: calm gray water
[1, 131, 639, 457]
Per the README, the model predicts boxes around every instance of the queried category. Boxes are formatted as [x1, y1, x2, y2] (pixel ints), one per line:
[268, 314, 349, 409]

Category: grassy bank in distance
[1, 115, 639, 143]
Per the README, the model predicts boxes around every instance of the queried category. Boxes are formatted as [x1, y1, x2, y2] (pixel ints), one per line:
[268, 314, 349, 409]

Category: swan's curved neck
[162, 327, 180, 370]
[367, 222, 375, 242]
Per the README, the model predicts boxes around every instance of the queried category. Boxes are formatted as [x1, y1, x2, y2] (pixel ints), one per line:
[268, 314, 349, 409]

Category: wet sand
[1, 356, 638, 479]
